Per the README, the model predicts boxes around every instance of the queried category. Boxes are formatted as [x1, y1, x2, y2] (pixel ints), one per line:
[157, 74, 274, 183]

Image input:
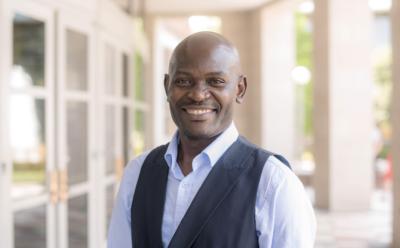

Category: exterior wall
[313, 0, 374, 211]
[391, 0, 400, 245]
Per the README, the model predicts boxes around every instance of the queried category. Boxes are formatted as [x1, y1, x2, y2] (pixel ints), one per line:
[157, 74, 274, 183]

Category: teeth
[186, 109, 213, 115]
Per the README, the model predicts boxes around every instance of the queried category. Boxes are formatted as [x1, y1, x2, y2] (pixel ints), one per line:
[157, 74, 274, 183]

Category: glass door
[9, 2, 56, 248]
[56, 12, 95, 248]
[98, 36, 133, 244]
[101, 40, 120, 243]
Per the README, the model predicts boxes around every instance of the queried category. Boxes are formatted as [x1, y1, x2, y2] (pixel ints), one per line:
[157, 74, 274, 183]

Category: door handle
[115, 157, 124, 181]
[49, 170, 59, 204]
[59, 169, 68, 202]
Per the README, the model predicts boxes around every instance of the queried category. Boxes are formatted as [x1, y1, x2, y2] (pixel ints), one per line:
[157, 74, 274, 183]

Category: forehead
[170, 43, 239, 75]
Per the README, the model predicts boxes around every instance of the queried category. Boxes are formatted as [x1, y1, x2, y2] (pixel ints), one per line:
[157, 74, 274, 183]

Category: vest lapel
[168, 138, 255, 248]
[145, 158, 169, 245]
[131, 145, 169, 248]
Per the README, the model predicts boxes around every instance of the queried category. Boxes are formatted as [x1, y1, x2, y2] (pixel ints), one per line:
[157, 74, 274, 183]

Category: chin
[181, 128, 221, 141]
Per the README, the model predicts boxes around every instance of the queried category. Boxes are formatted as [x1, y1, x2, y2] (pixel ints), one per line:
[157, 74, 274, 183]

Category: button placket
[174, 179, 189, 228]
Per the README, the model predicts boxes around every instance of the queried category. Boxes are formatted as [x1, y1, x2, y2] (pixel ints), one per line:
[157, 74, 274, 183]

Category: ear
[236, 75, 247, 104]
[164, 74, 170, 98]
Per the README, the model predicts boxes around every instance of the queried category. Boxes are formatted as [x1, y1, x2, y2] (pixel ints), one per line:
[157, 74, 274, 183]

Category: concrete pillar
[220, 3, 296, 163]
[260, 1, 296, 162]
[219, 11, 262, 146]
[220, 2, 296, 161]
[313, 0, 374, 210]
[0, 0, 12, 247]
[391, 0, 400, 245]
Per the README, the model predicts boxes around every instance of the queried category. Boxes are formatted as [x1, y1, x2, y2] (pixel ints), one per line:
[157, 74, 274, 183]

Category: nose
[187, 81, 210, 102]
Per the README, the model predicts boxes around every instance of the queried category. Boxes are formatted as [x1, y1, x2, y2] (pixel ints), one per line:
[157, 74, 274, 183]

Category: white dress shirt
[108, 123, 316, 247]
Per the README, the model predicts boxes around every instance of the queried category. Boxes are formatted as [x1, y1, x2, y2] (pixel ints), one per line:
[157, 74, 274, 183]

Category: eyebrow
[174, 70, 192, 76]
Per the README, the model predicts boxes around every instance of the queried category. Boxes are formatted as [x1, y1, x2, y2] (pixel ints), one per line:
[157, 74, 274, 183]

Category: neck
[177, 133, 219, 176]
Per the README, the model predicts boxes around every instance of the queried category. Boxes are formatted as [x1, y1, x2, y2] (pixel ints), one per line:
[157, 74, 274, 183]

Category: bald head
[168, 31, 242, 75]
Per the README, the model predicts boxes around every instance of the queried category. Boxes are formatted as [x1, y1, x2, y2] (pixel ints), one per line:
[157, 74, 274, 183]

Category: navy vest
[131, 136, 290, 248]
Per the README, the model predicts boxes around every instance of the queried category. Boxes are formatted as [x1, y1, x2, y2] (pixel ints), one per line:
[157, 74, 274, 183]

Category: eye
[207, 78, 226, 86]
[174, 78, 191, 87]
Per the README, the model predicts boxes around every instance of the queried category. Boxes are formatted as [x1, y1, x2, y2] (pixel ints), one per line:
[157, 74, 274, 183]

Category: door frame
[1, 1, 138, 247]
[97, 28, 135, 246]
[0, 0, 12, 247]
[56, 9, 97, 248]
[7, 1, 57, 248]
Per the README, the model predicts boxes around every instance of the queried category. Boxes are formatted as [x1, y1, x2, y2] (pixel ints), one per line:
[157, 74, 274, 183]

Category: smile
[185, 109, 214, 115]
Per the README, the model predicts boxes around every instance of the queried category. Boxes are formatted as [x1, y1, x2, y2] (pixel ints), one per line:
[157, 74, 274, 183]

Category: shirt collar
[164, 122, 239, 172]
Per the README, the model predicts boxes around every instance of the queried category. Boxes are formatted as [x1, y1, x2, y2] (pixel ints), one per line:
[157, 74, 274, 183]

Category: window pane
[66, 29, 88, 91]
[105, 185, 115, 236]
[12, 14, 45, 88]
[14, 205, 46, 248]
[10, 97, 46, 199]
[122, 54, 129, 97]
[105, 44, 116, 95]
[123, 107, 131, 163]
[68, 194, 88, 248]
[105, 106, 115, 175]
[133, 110, 145, 156]
[134, 53, 144, 100]
[67, 101, 88, 185]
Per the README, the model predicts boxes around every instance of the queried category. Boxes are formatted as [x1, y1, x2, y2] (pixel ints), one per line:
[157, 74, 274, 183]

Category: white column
[391, 0, 400, 245]
[220, 11, 262, 145]
[260, 0, 296, 162]
[0, 0, 12, 247]
[313, 0, 374, 210]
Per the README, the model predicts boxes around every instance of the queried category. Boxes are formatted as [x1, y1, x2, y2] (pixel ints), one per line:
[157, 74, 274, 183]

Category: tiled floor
[314, 190, 393, 248]
[10, 188, 394, 248]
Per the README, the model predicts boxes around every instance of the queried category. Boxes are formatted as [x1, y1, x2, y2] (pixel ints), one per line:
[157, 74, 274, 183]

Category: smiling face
[164, 32, 247, 141]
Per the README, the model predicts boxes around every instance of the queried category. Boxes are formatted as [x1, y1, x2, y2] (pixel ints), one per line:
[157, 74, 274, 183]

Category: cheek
[168, 88, 185, 102]
[218, 92, 236, 109]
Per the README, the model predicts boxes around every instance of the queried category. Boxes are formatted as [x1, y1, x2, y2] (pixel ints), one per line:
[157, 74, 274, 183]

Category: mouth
[185, 108, 214, 115]
[181, 106, 217, 120]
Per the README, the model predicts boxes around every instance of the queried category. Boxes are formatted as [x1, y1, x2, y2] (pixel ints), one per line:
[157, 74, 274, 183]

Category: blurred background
[0, 0, 399, 247]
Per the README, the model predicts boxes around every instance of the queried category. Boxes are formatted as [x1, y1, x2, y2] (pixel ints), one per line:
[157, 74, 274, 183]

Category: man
[108, 31, 316, 247]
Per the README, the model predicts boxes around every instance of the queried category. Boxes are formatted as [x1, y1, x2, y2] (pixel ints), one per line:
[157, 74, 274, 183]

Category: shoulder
[122, 143, 169, 179]
[257, 155, 299, 200]
[237, 136, 290, 168]
[256, 156, 316, 245]
[123, 150, 151, 182]
[117, 150, 152, 210]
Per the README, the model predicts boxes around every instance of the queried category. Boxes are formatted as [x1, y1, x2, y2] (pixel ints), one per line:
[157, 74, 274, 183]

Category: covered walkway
[0, 0, 399, 247]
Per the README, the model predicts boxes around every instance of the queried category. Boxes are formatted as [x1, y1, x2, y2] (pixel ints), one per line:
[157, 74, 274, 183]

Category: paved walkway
[314, 190, 393, 248]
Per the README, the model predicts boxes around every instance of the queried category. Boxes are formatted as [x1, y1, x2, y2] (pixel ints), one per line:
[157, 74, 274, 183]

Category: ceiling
[144, 0, 273, 13]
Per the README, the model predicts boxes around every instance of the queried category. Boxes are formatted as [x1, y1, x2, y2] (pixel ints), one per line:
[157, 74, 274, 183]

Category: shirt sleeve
[107, 152, 150, 248]
[256, 156, 316, 248]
